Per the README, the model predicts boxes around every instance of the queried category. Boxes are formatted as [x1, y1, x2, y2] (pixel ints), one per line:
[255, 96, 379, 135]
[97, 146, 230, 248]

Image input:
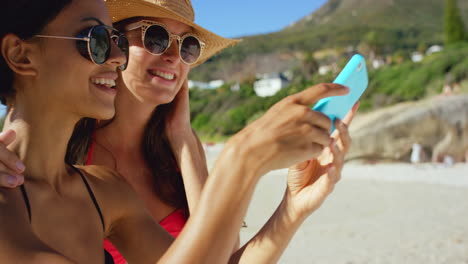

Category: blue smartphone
[312, 54, 368, 133]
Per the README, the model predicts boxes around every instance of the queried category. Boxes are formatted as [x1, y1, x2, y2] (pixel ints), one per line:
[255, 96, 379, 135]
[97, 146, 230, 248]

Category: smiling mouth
[91, 78, 116, 89]
[149, 70, 175, 81]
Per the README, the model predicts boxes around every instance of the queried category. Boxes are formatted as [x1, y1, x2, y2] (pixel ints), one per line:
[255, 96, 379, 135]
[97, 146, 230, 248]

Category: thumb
[0, 129, 16, 146]
[341, 101, 360, 126]
[291, 83, 349, 106]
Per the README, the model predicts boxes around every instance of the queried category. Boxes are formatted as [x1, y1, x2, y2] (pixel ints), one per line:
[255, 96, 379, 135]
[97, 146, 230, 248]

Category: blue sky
[0, 0, 328, 117]
[192, 0, 327, 38]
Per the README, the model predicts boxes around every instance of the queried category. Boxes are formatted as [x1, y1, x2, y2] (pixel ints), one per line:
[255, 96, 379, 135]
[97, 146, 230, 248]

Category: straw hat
[104, 0, 240, 66]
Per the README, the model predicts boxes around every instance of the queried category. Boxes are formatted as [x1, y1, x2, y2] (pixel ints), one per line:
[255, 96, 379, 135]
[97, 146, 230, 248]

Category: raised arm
[165, 80, 208, 212]
[230, 103, 358, 264]
[158, 83, 350, 263]
[165, 79, 241, 251]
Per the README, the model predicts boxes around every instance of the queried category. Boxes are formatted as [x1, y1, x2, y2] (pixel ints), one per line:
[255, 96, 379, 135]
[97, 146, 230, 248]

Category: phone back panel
[313, 54, 368, 133]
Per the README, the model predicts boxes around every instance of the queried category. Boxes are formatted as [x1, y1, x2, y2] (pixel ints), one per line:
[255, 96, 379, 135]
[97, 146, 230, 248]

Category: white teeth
[91, 78, 116, 88]
[151, 70, 175, 80]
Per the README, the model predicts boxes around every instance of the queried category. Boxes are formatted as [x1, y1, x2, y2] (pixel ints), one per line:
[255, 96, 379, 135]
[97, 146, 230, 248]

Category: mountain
[190, 0, 468, 82]
[290, 0, 457, 33]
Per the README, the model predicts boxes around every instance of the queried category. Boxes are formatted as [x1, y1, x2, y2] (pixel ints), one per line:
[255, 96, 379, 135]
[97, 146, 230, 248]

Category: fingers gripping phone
[313, 54, 369, 133]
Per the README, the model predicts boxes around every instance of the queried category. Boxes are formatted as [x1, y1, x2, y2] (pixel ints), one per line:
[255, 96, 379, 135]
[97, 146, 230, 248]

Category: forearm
[171, 130, 209, 212]
[159, 137, 263, 263]
[229, 194, 305, 264]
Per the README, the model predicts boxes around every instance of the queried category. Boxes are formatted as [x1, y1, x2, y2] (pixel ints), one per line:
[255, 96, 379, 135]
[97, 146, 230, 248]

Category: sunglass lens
[181, 36, 201, 64]
[89, 26, 111, 64]
[144, 25, 170, 54]
[117, 35, 129, 70]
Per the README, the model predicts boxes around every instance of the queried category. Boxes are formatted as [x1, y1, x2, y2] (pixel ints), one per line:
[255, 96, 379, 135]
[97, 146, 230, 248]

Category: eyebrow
[81, 17, 105, 25]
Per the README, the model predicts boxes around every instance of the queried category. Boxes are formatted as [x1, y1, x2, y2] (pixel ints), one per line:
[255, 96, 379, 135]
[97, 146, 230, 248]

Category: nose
[106, 38, 127, 69]
[160, 38, 180, 63]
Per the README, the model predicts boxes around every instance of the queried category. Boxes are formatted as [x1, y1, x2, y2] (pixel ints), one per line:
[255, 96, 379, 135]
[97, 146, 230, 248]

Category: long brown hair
[66, 102, 189, 217]
[142, 103, 188, 216]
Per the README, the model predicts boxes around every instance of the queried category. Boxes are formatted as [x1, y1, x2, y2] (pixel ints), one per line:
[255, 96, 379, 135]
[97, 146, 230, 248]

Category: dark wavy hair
[66, 103, 189, 217]
[0, 0, 73, 104]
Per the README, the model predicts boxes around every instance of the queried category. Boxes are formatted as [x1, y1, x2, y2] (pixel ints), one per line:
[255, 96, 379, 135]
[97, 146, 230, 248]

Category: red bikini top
[87, 134, 187, 264]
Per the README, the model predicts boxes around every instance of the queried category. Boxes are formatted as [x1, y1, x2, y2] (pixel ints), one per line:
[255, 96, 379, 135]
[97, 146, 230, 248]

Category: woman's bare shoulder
[0, 188, 29, 224]
[0, 190, 75, 264]
[72, 165, 146, 231]
[73, 164, 134, 204]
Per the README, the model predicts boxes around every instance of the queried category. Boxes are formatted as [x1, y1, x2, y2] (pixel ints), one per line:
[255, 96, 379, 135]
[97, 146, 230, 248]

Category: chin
[145, 87, 178, 105]
[88, 102, 116, 120]
[99, 109, 116, 120]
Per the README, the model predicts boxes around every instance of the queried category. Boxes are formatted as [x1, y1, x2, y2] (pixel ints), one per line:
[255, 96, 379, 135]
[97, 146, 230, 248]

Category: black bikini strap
[68, 164, 106, 231]
[20, 184, 31, 223]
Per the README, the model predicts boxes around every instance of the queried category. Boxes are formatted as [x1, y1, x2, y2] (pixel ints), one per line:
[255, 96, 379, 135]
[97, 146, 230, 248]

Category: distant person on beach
[0, 0, 358, 262]
[442, 83, 453, 96]
[410, 143, 424, 164]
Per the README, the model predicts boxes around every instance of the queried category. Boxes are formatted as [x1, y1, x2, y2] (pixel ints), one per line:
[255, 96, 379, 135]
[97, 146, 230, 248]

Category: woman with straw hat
[67, 1, 240, 262]
[0, 0, 357, 263]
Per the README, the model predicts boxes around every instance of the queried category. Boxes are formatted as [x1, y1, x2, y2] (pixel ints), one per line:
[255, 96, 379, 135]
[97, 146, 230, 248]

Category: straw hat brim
[105, 0, 241, 67]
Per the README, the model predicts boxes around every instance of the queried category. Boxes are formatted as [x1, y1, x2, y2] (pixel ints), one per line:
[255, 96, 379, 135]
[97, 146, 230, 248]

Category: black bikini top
[19, 164, 114, 264]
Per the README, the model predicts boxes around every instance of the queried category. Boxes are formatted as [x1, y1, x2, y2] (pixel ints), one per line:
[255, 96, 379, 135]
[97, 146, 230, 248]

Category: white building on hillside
[411, 52, 424, 63]
[254, 73, 290, 97]
[426, 45, 443, 55]
[319, 65, 333, 75]
[372, 59, 386, 69]
[188, 79, 225, 90]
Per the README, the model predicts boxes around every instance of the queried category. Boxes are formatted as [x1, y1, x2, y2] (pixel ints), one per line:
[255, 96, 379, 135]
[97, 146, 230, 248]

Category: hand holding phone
[312, 54, 368, 133]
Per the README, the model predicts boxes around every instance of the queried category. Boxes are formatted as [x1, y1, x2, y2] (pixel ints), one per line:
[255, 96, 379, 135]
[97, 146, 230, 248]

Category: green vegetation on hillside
[190, 43, 468, 139]
[360, 43, 468, 110]
[444, 0, 467, 45]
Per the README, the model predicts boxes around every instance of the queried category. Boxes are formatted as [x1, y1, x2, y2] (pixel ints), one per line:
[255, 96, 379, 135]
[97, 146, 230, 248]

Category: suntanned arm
[170, 129, 208, 212]
[166, 79, 241, 253]
[160, 84, 351, 263]
[230, 106, 358, 263]
[85, 139, 257, 264]
[171, 129, 242, 252]
[228, 195, 305, 263]
[99, 152, 300, 264]
[164, 80, 208, 213]
[79, 138, 256, 264]
[159, 137, 262, 263]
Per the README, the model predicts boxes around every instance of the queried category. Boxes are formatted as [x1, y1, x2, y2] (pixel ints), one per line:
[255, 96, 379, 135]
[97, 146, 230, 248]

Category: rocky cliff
[348, 95, 468, 162]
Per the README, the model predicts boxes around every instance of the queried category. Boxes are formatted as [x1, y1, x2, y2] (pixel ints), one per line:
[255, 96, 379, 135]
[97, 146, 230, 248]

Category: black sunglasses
[36, 25, 129, 70]
[125, 20, 205, 65]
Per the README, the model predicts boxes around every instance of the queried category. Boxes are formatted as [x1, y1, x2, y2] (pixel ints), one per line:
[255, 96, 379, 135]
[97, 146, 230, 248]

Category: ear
[1, 34, 38, 77]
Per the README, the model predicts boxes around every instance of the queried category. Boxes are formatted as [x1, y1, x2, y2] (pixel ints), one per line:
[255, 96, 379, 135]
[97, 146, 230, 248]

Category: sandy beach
[205, 144, 468, 264]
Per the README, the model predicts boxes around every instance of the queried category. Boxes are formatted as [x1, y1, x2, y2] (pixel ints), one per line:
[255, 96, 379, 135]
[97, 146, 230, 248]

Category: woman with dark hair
[0, 0, 356, 263]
